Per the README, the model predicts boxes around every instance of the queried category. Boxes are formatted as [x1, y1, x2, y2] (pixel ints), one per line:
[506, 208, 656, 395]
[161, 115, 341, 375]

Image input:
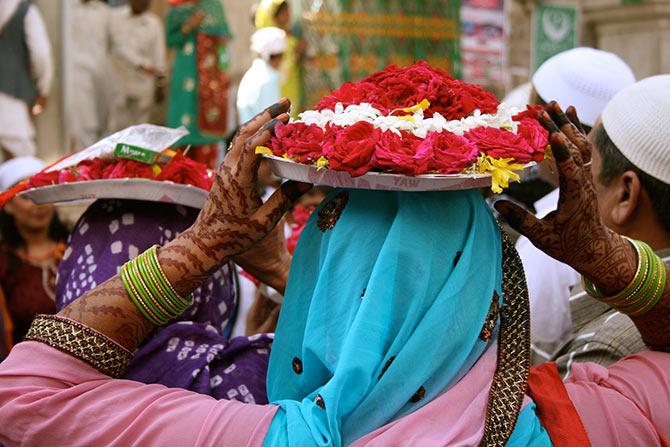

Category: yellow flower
[477, 155, 526, 194]
[401, 99, 431, 114]
[544, 144, 553, 160]
[315, 156, 329, 170]
[255, 146, 273, 155]
[151, 165, 162, 176]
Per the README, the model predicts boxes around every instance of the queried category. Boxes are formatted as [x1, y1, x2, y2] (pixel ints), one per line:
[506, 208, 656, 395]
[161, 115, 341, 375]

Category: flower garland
[260, 61, 550, 192]
[0, 152, 214, 208]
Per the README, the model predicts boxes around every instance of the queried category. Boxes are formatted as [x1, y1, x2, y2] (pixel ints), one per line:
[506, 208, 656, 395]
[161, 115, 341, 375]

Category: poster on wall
[531, 3, 579, 72]
[460, 0, 505, 98]
[298, 0, 462, 110]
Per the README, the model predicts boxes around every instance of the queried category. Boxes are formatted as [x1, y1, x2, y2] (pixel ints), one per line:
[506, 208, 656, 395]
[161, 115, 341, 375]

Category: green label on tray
[115, 143, 162, 164]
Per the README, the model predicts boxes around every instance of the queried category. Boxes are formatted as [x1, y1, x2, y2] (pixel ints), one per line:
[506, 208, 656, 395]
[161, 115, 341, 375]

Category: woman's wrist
[579, 231, 637, 296]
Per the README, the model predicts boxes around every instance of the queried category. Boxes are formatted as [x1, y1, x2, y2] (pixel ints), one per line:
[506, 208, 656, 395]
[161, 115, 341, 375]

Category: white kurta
[108, 6, 166, 132]
[516, 188, 581, 346]
[236, 59, 281, 125]
[0, 0, 53, 157]
[68, 0, 112, 150]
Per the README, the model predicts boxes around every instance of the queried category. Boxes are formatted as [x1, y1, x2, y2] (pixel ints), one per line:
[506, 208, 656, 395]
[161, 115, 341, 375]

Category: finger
[566, 106, 591, 164]
[252, 181, 313, 235]
[235, 98, 290, 145]
[547, 102, 589, 165]
[240, 113, 290, 174]
[494, 200, 548, 243]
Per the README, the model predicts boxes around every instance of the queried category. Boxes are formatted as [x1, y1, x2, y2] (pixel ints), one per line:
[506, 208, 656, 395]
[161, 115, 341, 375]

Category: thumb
[252, 181, 313, 234]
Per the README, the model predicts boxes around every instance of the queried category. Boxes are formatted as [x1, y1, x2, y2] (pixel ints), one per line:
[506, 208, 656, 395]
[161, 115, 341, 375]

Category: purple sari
[56, 199, 272, 403]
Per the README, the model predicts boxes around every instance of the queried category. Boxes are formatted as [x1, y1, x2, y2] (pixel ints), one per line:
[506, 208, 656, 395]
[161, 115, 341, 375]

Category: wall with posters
[460, 0, 506, 98]
[506, 0, 670, 94]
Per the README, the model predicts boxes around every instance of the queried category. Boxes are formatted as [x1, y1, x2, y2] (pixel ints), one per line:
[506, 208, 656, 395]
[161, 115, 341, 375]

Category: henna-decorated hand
[235, 221, 291, 294]
[494, 102, 636, 295]
[159, 99, 312, 294]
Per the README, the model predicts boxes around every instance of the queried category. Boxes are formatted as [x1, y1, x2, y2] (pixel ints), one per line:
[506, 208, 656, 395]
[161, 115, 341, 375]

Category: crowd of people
[1, 0, 670, 445]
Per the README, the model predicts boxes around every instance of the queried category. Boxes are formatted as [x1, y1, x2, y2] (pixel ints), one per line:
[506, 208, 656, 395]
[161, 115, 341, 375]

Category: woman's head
[0, 156, 67, 250]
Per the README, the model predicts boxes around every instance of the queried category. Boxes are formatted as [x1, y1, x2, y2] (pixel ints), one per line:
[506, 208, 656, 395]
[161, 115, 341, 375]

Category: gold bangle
[25, 315, 133, 378]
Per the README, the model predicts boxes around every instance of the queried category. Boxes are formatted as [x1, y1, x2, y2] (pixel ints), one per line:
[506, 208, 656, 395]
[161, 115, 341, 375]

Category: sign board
[532, 4, 579, 72]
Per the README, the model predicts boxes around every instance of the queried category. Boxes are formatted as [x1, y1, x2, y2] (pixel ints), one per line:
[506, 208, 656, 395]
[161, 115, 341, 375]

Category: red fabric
[196, 33, 228, 137]
[527, 362, 591, 447]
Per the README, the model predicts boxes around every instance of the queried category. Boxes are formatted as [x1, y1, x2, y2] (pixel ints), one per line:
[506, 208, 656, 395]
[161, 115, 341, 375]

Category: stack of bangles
[120, 245, 193, 325]
[584, 237, 667, 317]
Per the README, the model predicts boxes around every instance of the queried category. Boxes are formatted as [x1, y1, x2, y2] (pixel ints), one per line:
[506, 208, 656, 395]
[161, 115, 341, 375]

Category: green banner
[532, 4, 579, 72]
[297, 0, 461, 109]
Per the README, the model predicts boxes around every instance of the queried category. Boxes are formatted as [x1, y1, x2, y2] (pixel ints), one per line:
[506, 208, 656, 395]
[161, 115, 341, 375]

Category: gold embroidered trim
[479, 233, 531, 446]
[25, 315, 133, 378]
[317, 191, 349, 232]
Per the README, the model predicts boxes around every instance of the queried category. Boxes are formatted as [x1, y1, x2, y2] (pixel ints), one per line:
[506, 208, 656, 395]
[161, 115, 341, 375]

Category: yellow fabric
[254, 0, 303, 117]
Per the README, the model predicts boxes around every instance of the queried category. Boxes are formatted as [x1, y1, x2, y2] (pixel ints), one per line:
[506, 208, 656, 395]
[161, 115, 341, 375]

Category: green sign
[114, 143, 171, 165]
[532, 4, 579, 71]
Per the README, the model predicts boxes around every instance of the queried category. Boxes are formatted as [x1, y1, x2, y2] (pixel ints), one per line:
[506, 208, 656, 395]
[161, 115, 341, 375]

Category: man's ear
[608, 170, 641, 227]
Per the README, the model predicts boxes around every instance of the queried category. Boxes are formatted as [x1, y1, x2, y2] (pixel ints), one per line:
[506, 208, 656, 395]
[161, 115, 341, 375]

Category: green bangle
[127, 256, 170, 324]
[608, 242, 653, 307]
[136, 251, 182, 317]
[627, 253, 667, 317]
[121, 263, 163, 326]
[585, 237, 644, 301]
[145, 245, 189, 307]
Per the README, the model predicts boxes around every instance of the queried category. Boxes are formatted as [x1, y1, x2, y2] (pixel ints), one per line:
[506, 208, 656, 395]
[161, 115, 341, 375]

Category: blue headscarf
[262, 188, 520, 445]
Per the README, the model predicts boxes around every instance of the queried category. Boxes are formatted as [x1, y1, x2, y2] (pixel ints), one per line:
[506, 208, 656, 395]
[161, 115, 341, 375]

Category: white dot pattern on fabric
[90, 280, 96, 288]
[227, 388, 238, 399]
[218, 302, 227, 316]
[109, 220, 119, 234]
[88, 265, 97, 273]
[79, 222, 89, 235]
[85, 244, 93, 255]
[128, 244, 139, 259]
[86, 255, 94, 265]
[121, 213, 134, 225]
[111, 241, 123, 254]
[62, 246, 72, 261]
[223, 364, 236, 374]
[77, 255, 83, 265]
[210, 375, 223, 388]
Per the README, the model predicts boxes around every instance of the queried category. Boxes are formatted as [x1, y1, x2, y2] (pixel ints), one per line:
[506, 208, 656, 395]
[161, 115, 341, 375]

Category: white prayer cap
[0, 156, 45, 191]
[251, 27, 287, 61]
[601, 74, 670, 185]
[532, 47, 636, 127]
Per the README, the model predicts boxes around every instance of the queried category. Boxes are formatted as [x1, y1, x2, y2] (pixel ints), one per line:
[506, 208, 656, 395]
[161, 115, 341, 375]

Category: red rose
[464, 127, 534, 163]
[27, 170, 59, 187]
[270, 122, 328, 163]
[102, 159, 156, 180]
[373, 131, 432, 176]
[158, 152, 213, 190]
[323, 122, 378, 177]
[75, 158, 106, 180]
[58, 168, 80, 183]
[316, 81, 383, 112]
[516, 118, 549, 162]
[426, 131, 479, 173]
[513, 105, 543, 121]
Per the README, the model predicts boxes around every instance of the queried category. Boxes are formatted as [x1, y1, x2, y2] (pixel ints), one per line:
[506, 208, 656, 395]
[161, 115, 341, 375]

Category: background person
[237, 27, 286, 124]
[68, 0, 112, 150]
[166, 0, 232, 169]
[0, 0, 53, 160]
[0, 157, 69, 345]
[108, 0, 166, 132]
